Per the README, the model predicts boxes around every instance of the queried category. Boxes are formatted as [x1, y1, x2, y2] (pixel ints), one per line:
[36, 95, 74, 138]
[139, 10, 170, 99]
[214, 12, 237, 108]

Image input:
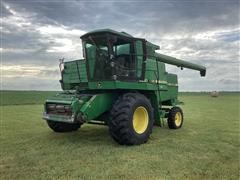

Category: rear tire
[167, 107, 183, 129]
[109, 93, 154, 145]
[46, 120, 81, 132]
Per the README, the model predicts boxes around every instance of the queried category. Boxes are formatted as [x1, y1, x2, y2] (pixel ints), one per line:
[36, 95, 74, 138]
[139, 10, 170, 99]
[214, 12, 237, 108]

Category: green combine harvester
[43, 29, 206, 145]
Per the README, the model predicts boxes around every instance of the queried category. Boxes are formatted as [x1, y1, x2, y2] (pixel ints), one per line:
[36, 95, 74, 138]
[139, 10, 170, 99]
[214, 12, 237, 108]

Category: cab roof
[80, 28, 160, 49]
[80, 29, 133, 39]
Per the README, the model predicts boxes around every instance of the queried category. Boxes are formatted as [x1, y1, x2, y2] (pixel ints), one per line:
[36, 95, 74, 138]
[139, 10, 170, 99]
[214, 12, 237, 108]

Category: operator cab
[81, 29, 149, 81]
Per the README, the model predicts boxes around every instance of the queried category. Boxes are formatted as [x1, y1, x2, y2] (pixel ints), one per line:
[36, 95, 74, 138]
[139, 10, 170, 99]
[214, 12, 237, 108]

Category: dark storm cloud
[111, 1, 239, 35]
[6, 0, 238, 32]
[1, 0, 239, 90]
[1, 1, 13, 17]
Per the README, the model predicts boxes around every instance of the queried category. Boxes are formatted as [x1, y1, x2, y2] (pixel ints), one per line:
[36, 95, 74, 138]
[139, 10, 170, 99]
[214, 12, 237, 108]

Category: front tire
[109, 93, 154, 145]
[46, 120, 81, 132]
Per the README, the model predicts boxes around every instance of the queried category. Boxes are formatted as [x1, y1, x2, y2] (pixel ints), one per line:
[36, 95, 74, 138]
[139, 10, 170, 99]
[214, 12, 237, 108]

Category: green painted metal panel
[80, 93, 115, 121]
[87, 81, 160, 91]
[63, 59, 88, 84]
[146, 41, 159, 57]
[167, 73, 178, 99]
[44, 92, 115, 123]
[155, 53, 206, 76]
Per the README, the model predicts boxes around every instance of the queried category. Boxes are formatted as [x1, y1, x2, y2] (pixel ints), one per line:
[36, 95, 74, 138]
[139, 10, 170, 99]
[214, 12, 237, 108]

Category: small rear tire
[46, 120, 81, 132]
[167, 107, 183, 129]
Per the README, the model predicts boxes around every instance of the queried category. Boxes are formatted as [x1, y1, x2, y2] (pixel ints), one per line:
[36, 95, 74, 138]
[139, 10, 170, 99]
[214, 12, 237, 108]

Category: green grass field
[0, 91, 58, 106]
[0, 91, 239, 179]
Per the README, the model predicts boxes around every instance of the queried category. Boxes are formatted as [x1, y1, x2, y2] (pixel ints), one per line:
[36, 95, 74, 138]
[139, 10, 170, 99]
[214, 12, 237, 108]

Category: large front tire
[46, 120, 81, 133]
[109, 93, 154, 145]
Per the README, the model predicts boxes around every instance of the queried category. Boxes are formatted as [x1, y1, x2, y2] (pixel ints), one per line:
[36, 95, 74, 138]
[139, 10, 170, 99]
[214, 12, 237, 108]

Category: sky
[1, 0, 239, 91]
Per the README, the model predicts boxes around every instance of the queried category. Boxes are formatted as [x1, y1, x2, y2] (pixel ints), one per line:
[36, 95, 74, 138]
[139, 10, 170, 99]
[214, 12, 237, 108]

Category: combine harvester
[43, 29, 206, 145]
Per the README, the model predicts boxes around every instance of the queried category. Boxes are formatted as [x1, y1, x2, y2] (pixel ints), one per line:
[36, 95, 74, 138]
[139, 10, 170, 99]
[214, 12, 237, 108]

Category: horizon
[1, 90, 240, 93]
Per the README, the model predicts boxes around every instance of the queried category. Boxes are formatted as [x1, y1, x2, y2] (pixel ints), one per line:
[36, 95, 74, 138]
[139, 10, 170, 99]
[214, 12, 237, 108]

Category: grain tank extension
[43, 29, 206, 145]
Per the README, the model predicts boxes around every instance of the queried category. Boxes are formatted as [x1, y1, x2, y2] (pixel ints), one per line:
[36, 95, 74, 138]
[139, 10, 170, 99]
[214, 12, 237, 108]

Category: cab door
[135, 39, 146, 80]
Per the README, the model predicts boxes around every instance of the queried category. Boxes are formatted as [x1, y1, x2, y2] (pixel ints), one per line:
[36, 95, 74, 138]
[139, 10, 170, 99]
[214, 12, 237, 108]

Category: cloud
[216, 30, 240, 42]
[1, 64, 59, 78]
[2, 77, 61, 91]
[1, 0, 239, 91]
[1, 1, 86, 67]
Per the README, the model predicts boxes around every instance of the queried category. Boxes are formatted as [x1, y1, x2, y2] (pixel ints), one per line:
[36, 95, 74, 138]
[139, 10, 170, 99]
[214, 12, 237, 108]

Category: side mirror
[59, 58, 65, 73]
[59, 58, 64, 64]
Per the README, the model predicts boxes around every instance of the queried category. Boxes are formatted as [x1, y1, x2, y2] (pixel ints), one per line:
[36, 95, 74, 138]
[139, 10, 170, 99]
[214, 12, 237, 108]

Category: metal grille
[46, 103, 72, 116]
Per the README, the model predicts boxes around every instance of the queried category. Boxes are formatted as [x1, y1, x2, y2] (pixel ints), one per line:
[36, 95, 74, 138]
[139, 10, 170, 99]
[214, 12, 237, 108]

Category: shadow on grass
[43, 123, 177, 149]
[44, 124, 119, 147]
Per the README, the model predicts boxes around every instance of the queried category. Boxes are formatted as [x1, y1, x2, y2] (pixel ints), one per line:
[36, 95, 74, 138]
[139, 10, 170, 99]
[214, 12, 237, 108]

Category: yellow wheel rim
[175, 112, 182, 126]
[133, 106, 149, 134]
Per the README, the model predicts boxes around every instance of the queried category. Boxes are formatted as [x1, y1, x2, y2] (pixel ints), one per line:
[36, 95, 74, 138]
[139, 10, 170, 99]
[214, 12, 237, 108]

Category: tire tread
[109, 93, 154, 145]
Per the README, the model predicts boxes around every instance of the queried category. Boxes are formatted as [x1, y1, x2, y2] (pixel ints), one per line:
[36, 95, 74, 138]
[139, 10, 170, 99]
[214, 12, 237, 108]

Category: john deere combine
[43, 29, 206, 145]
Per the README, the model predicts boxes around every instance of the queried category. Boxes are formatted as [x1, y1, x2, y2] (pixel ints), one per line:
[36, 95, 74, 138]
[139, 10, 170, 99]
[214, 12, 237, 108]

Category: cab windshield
[83, 35, 110, 80]
[83, 35, 136, 81]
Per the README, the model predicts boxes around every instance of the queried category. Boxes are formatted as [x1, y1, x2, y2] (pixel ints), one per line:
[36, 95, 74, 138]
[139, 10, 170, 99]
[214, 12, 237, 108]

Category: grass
[0, 91, 58, 106]
[0, 91, 239, 179]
